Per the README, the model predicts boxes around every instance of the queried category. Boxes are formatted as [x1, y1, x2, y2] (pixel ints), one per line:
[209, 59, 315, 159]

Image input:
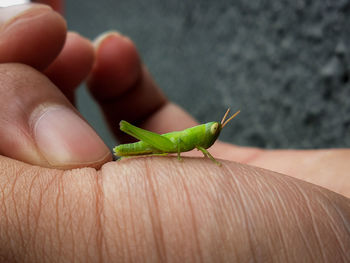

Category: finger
[0, 63, 111, 169]
[0, 3, 66, 70]
[44, 32, 95, 104]
[87, 32, 197, 142]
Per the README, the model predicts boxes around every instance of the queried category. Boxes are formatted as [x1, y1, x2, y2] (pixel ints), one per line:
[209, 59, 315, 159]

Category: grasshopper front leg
[196, 146, 221, 166]
[177, 138, 183, 161]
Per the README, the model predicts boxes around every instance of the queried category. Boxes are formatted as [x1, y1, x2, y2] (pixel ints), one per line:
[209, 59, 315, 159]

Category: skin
[0, 2, 349, 262]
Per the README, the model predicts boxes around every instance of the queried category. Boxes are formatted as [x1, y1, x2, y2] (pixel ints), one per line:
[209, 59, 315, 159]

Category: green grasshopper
[113, 108, 240, 165]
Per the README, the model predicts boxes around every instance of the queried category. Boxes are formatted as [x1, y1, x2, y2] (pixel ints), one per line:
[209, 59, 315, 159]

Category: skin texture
[1, 156, 350, 262]
[0, 2, 349, 262]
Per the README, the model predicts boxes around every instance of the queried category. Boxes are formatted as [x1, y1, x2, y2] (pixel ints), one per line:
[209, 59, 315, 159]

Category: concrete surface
[66, 0, 350, 149]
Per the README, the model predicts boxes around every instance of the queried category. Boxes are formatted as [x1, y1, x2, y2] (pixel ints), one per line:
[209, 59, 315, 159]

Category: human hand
[0, 3, 111, 169]
[1, 2, 348, 196]
[0, 1, 349, 262]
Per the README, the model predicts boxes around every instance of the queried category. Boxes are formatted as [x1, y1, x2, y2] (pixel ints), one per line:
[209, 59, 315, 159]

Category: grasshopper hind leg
[117, 153, 169, 162]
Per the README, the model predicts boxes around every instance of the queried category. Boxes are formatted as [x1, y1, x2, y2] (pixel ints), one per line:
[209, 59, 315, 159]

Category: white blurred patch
[0, 0, 30, 7]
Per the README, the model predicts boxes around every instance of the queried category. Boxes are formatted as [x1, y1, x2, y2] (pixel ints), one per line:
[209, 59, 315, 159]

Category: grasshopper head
[203, 108, 240, 149]
[201, 121, 222, 149]
[201, 109, 240, 149]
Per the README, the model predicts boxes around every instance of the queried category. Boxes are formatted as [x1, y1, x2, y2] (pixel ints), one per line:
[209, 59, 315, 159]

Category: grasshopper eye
[210, 123, 219, 134]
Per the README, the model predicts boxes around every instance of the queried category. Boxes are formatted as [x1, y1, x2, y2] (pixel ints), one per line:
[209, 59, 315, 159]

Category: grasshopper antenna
[221, 108, 231, 125]
[222, 109, 240, 128]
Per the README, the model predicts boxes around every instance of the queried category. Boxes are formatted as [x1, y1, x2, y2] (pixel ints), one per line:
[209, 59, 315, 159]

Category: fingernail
[93, 31, 120, 48]
[93, 31, 131, 49]
[1, 4, 52, 32]
[32, 105, 110, 167]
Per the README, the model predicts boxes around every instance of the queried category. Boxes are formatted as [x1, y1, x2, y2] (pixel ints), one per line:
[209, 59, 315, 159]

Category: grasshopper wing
[120, 120, 175, 152]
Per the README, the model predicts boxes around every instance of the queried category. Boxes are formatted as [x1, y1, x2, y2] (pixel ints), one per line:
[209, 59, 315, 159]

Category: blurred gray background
[65, 0, 350, 149]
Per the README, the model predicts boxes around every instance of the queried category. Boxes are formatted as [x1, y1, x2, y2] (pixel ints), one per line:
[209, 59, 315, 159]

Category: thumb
[0, 63, 111, 169]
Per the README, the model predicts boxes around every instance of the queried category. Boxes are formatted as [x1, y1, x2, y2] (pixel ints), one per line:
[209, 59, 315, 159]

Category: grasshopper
[113, 108, 240, 165]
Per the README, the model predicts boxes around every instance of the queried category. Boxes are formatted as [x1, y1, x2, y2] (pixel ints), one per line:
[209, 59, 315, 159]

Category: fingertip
[0, 4, 67, 70]
[93, 31, 120, 49]
[88, 31, 142, 100]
